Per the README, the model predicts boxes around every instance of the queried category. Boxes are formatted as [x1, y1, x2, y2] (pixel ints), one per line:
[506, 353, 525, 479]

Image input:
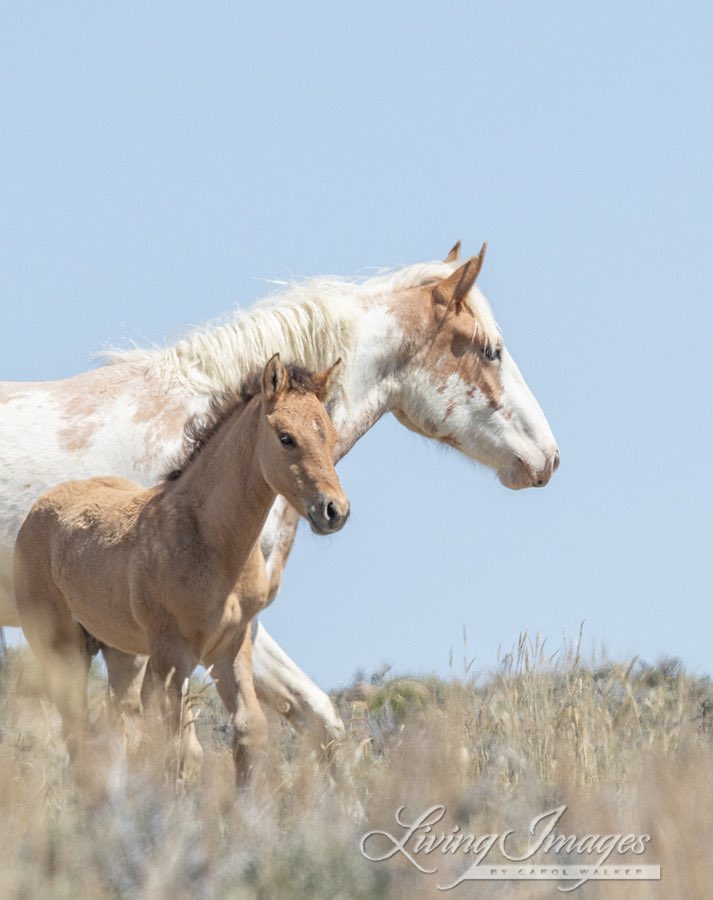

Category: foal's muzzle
[307, 494, 350, 534]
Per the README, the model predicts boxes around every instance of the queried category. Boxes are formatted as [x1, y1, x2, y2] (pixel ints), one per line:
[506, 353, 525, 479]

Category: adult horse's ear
[312, 358, 342, 402]
[434, 241, 487, 311]
[444, 240, 461, 263]
[263, 353, 287, 403]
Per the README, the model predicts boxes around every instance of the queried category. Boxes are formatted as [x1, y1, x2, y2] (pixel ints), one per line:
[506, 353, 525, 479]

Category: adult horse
[0, 242, 559, 746]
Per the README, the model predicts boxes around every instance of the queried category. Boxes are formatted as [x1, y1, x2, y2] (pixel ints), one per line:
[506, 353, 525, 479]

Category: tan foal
[14, 354, 349, 784]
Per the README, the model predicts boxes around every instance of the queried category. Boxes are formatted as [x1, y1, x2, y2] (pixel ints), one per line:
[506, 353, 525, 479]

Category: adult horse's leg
[250, 621, 361, 815]
[213, 627, 268, 788]
[255, 504, 346, 750]
[251, 620, 345, 750]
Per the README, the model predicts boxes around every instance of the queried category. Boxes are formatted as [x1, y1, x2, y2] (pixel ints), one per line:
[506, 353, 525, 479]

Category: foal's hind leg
[15, 584, 91, 763]
[213, 627, 268, 788]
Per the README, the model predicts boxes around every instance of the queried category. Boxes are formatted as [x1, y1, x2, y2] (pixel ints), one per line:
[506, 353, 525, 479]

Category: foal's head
[256, 354, 349, 534]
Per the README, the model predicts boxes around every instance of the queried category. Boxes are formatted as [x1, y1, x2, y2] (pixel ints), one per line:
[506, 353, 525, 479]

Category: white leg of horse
[250, 620, 362, 816]
[251, 620, 345, 748]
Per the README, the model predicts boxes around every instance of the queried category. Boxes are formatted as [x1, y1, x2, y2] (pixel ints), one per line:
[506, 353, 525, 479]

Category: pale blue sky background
[1, 3, 711, 686]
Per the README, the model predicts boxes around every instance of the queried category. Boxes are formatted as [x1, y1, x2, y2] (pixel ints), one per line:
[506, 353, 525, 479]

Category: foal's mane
[102, 258, 500, 395]
[164, 364, 323, 482]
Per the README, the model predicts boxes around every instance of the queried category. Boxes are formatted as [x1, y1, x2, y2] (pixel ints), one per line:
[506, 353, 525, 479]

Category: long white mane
[103, 259, 499, 394]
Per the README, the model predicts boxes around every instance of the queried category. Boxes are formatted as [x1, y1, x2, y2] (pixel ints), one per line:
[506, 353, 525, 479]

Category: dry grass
[0, 633, 711, 899]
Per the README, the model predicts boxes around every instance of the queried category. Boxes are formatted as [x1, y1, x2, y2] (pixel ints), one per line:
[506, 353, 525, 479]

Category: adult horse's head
[391, 242, 559, 489]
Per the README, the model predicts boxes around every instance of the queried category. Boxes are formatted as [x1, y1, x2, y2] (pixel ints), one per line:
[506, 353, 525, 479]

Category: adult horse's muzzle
[498, 448, 560, 490]
[307, 494, 350, 534]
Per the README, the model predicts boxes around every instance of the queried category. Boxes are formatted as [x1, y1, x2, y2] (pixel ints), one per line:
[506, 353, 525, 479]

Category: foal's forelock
[164, 364, 332, 481]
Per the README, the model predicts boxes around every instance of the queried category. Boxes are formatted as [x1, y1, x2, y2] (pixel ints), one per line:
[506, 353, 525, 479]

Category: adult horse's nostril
[326, 501, 337, 523]
[552, 449, 561, 472]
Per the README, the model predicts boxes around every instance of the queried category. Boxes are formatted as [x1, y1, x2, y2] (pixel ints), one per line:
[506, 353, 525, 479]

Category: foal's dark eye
[279, 433, 296, 448]
[484, 346, 502, 362]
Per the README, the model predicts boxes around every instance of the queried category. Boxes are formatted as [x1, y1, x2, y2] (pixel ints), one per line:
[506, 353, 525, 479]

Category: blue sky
[2, 3, 711, 686]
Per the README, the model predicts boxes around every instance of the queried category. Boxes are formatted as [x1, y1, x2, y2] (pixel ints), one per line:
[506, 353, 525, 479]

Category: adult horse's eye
[484, 346, 502, 362]
[279, 433, 296, 448]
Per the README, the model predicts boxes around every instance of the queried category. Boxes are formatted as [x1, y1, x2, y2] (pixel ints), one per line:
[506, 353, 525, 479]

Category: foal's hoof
[178, 732, 205, 782]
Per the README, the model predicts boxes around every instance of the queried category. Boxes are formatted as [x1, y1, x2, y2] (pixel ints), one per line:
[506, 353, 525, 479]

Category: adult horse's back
[0, 241, 558, 741]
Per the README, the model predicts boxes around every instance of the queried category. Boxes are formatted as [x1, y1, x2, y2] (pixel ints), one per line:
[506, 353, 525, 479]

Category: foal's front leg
[140, 632, 199, 774]
[213, 627, 268, 788]
[102, 645, 147, 713]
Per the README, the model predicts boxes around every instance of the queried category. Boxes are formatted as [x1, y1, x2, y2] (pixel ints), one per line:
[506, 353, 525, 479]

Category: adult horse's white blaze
[0, 241, 558, 745]
[384, 245, 558, 490]
[395, 341, 558, 490]
[494, 349, 560, 489]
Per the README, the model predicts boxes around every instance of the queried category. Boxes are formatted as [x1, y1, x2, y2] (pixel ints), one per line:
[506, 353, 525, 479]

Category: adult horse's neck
[128, 284, 412, 471]
[327, 293, 405, 461]
[167, 399, 274, 576]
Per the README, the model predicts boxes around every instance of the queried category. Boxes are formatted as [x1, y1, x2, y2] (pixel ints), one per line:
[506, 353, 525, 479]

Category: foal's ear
[434, 242, 487, 312]
[262, 353, 287, 403]
[312, 358, 342, 403]
[444, 240, 461, 263]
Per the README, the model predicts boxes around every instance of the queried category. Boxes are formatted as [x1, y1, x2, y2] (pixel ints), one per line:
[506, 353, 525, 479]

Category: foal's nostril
[326, 501, 337, 523]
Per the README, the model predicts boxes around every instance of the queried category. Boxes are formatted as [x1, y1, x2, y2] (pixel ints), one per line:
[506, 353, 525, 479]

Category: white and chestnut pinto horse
[0, 242, 559, 746]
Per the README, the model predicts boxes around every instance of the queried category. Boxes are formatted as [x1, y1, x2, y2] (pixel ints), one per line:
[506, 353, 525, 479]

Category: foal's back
[15, 475, 155, 653]
[21, 475, 150, 550]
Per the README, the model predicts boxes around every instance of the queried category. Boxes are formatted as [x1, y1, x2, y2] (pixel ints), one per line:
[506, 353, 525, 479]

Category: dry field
[0, 633, 710, 899]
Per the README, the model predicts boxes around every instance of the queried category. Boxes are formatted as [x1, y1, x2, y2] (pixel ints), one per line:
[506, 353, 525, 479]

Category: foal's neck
[171, 399, 274, 575]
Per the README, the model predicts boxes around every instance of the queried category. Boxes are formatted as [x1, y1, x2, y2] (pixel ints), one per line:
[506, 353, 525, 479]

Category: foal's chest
[183, 550, 269, 664]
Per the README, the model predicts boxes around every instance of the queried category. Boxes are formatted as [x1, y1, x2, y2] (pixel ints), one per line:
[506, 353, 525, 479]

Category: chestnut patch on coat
[57, 421, 99, 453]
[388, 278, 504, 410]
